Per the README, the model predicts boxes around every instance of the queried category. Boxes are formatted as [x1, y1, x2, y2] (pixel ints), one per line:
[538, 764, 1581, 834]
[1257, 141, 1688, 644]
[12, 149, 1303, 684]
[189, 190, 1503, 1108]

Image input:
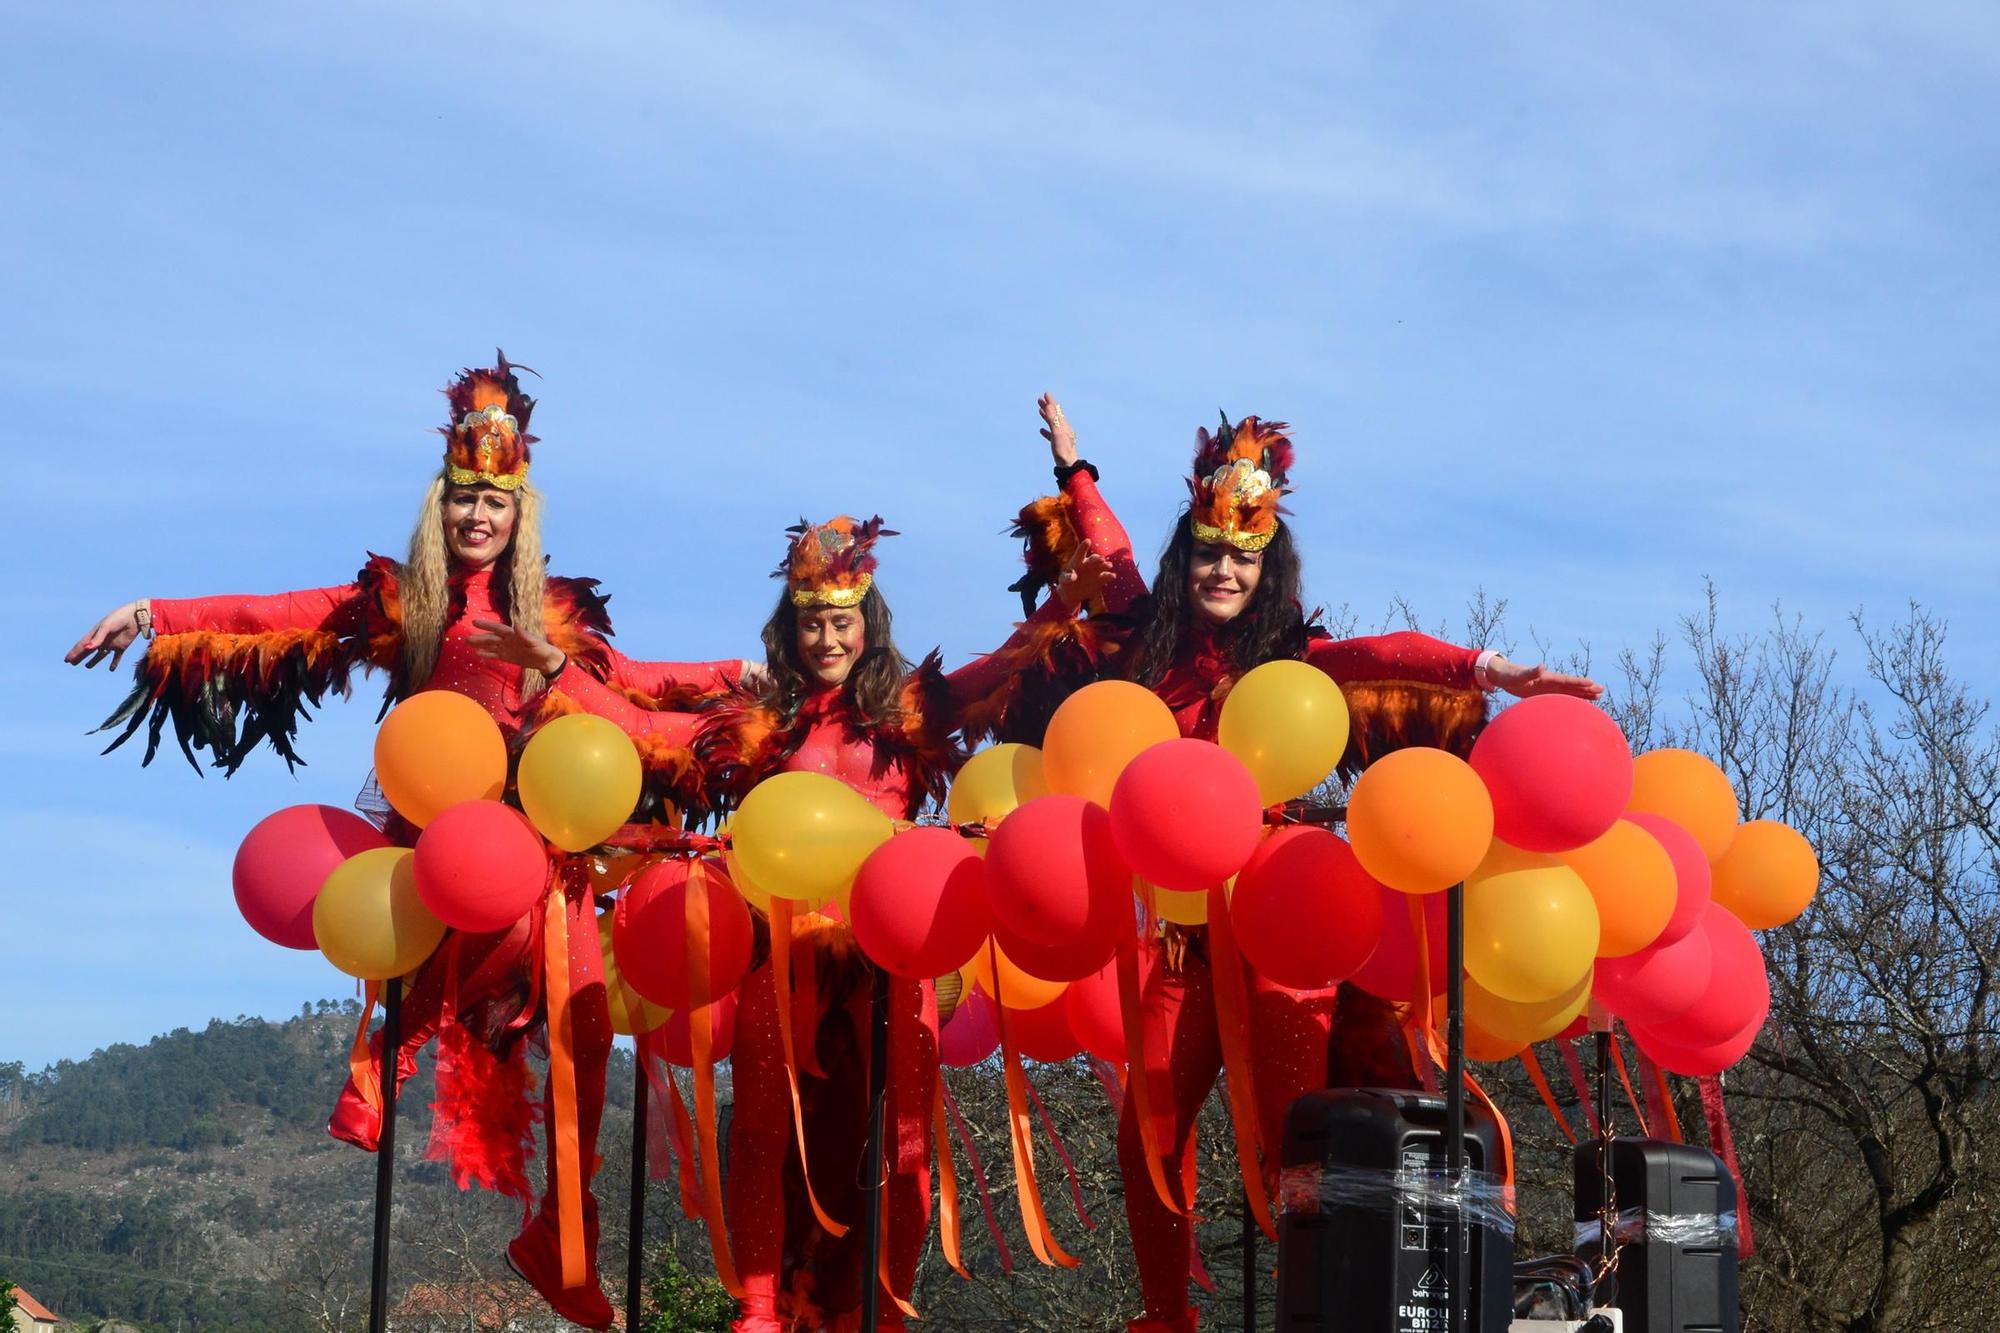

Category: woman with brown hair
[987, 396, 1602, 1333]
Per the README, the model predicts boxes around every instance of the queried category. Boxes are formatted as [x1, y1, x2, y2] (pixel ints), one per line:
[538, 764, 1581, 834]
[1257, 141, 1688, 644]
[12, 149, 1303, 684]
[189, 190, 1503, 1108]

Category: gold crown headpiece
[440, 350, 538, 490]
[1187, 412, 1294, 552]
[778, 515, 895, 608]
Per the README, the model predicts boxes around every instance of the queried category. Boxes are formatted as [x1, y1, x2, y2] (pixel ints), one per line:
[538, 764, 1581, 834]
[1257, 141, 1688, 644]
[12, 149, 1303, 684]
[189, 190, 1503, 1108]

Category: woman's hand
[739, 660, 772, 692]
[1038, 393, 1079, 468]
[470, 618, 566, 675]
[66, 601, 147, 670]
[1487, 656, 1605, 701]
[1056, 540, 1114, 610]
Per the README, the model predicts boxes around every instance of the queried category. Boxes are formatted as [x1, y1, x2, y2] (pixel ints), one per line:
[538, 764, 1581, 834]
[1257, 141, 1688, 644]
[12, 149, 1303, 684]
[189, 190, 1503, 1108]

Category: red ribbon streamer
[941, 1077, 1013, 1274]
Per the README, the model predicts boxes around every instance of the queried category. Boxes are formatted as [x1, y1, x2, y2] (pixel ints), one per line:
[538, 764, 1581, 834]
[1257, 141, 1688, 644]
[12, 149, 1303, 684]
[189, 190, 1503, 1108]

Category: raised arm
[1037, 394, 1147, 614]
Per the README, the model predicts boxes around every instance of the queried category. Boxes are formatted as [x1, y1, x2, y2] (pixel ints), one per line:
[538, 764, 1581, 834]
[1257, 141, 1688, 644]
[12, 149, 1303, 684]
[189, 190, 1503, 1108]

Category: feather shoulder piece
[955, 611, 1135, 748]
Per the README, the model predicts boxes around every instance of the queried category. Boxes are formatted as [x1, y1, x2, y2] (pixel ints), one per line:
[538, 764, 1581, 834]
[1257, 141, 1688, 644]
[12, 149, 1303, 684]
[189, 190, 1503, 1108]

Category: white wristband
[1473, 649, 1499, 692]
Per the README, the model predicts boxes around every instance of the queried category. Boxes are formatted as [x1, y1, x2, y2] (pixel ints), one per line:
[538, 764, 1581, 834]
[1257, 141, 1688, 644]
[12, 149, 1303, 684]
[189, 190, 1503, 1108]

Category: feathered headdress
[440, 350, 537, 490]
[777, 515, 895, 608]
[1187, 412, 1294, 551]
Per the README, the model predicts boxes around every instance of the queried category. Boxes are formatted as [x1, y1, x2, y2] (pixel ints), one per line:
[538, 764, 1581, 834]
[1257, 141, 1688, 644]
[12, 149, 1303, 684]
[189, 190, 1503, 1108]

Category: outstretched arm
[66, 585, 362, 670]
[1306, 632, 1602, 699]
[472, 618, 704, 747]
[602, 643, 755, 699]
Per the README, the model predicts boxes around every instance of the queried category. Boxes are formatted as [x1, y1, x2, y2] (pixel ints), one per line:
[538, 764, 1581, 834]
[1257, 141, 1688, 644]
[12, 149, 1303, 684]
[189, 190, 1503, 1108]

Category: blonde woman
[65, 353, 738, 1330]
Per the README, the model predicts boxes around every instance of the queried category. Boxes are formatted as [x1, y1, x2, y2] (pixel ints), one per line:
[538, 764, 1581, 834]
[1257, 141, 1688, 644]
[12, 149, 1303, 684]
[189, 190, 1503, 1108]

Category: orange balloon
[1711, 820, 1818, 929]
[1560, 819, 1678, 957]
[373, 690, 507, 828]
[1346, 748, 1495, 894]
[1626, 748, 1739, 862]
[1041, 680, 1180, 808]
[966, 937, 1069, 1011]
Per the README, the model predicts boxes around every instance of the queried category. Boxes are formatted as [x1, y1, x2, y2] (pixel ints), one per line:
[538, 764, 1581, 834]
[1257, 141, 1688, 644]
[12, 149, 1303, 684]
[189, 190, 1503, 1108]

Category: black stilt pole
[859, 965, 892, 1330]
[1596, 1027, 1616, 1278]
[367, 977, 402, 1333]
[627, 1046, 649, 1332]
[1445, 883, 1467, 1333]
[1241, 1186, 1256, 1332]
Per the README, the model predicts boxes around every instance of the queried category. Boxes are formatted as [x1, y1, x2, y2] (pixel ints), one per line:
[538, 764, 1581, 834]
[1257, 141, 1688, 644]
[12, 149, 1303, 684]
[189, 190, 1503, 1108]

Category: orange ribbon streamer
[685, 860, 744, 1298]
[1117, 923, 1182, 1214]
[1205, 881, 1278, 1242]
[541, 880, 586, 1291]
[1521, 1047, 1577, 1144]
[933, 1082, 970, 1279]
[1609, 1036, 1650, 1137]
[348, 981, 382, 1113]
[767, 898, 850, 1237]
[989, 941, 1079, 1269]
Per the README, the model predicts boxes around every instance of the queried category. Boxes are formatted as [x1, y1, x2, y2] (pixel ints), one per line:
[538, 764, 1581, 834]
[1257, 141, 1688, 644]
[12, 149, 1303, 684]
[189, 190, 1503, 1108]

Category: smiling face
[441, 484, 518, 569]
[795, 604, 867, 685]
[1188, 540, 1264, 625]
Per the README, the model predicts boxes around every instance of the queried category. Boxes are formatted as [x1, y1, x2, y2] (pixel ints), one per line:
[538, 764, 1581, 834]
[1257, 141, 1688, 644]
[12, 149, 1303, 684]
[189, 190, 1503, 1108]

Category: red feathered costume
[94, 356, 740, 1331]
[551, 516, 1069, 1331]
[976, 420, 1495, 1333]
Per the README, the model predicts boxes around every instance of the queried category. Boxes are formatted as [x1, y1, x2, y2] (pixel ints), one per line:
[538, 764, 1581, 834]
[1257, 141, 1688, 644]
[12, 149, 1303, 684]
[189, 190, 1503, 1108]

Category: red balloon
[1005, 997, 1081, 1063]
[658, 993, 739, 1066]
[849, 828, 991, 979]
[941, 991, 1001, 1067]
[1109, 739, 1264, 893]
[985, 795, 1132, 950]
[1349, 887, 1447, 1002]
[993, 914, 1121, 984]
[412, 800, 549, 932]
[233, 805, 390, 949]
[1064, 946, 1158, 1063]
[1553, 1015, 1590, 1042]
[1231, 828, 1384, 990]
[1469, 696, 1633, 853]
[1595, 922, 1713, 1027]
[1666, 904, 1770, 1047]
[615, 860, 754, 1009]
[1629, 1005, 1763, 1077]
[1625, 813, 1713, 947]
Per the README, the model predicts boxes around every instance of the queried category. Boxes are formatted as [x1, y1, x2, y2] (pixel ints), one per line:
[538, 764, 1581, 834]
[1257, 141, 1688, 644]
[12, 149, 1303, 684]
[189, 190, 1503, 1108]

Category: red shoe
[505, 1221, 614, 1330]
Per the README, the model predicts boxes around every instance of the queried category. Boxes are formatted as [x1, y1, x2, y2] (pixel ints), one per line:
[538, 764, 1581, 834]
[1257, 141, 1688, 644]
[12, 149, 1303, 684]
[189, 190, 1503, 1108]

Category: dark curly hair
[1126, 514, 1309, 687]
[754, 586, 913, 726]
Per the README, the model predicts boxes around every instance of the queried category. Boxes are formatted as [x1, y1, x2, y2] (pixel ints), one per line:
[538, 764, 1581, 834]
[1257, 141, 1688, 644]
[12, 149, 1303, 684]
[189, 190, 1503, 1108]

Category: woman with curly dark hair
[1001, 396, 1601, 1333]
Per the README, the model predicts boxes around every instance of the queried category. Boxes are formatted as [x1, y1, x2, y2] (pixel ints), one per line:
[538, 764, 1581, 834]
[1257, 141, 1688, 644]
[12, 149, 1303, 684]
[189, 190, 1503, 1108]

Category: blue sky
[6, 3, 1996, 1070]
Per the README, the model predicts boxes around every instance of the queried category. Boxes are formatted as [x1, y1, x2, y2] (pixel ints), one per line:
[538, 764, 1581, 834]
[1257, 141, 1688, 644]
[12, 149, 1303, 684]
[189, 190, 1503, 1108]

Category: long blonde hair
[400, 473, 549, 698]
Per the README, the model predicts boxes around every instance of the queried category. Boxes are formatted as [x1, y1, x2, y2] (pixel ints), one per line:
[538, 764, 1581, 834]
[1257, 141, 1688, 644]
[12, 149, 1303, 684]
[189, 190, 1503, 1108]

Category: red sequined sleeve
[1065, 470, 1149, 615]
[1305, 632, 1482, 690]
[151, 585, 366, 638]
[549, 667, 703, 747]
[601, 646, 743, 699]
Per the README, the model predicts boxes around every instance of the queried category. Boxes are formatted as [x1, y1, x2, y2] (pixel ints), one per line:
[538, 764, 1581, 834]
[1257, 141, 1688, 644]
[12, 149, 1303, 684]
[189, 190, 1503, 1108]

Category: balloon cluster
[231, 692, 643, 981]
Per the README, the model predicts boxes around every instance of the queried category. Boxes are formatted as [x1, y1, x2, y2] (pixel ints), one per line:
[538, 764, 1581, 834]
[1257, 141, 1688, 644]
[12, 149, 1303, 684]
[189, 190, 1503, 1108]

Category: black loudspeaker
[1573, 1137, 1739, 1333]
[1276, 1088, 1514, 1332]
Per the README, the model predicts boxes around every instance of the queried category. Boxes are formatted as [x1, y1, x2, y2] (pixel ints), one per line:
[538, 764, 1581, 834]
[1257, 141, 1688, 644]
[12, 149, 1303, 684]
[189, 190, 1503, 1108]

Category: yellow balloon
[519, 714, 643, 852]
[314, 848, 445, 981]
[598, 910, 671, 1036]
[1463, 861, 1599, 1002]
[1464, 968, 1592, 1046]
[1218, 659, 1352, 804]
[732, 771, 894, 903]
[948, 743, 1050, 827]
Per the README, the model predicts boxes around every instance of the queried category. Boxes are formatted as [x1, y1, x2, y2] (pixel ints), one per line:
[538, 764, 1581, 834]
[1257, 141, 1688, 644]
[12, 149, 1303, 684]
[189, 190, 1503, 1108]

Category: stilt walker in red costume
[540, 515, 1093, 1331]
[65, 354, 745, 1329]
[968, 397, 1605, 1333]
